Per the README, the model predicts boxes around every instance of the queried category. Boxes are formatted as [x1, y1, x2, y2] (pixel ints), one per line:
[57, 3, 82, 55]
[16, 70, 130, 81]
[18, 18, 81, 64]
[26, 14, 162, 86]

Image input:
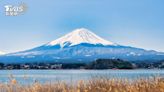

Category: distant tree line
[86, 59, 134, 69]
[0, 59, 164, 69]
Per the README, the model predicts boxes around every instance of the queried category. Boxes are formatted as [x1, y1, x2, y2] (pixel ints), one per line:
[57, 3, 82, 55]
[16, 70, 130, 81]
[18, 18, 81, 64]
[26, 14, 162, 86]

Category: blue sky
[0, 0, 164, 53]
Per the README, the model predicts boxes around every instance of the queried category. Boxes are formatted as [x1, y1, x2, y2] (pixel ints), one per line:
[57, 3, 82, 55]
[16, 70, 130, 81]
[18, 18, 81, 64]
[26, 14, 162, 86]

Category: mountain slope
[46, 28, 116, 48]
[0, 51, 5, 55]
[0, 28, 164, 64]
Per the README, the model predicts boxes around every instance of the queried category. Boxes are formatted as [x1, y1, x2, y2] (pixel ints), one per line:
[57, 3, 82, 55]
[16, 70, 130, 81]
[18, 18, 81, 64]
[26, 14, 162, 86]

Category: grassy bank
[0, 77, 164, 92]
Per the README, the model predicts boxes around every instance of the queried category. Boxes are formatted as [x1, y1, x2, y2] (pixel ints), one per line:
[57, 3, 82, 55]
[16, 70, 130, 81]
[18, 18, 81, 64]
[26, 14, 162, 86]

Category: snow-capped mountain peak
[47, 28, 116, 48]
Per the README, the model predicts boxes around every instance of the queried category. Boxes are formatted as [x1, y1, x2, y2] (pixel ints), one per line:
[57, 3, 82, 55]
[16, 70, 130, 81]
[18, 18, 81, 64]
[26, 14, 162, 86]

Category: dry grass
[0, 77, 164, 92]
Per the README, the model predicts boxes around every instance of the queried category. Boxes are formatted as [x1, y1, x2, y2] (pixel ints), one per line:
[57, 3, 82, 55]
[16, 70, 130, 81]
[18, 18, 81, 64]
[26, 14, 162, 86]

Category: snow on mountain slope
[0, 51, 5, 55]
[46, 28, 117, 48]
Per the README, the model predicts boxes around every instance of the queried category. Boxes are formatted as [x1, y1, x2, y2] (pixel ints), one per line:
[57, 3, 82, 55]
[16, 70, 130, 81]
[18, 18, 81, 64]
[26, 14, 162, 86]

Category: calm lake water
[0, 69, 164, 84]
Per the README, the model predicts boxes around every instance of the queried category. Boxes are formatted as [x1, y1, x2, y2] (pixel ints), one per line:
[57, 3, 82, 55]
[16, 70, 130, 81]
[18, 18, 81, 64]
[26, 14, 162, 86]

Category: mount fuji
[0, 28, 164, 64]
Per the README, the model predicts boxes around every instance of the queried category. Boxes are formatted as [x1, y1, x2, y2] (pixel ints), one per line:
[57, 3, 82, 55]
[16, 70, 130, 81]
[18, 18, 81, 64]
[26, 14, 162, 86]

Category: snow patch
[10, 51, 42, 56]
[85, 55, 91, 57]
[26, 56, 35, 58]
[0, 51, 5, 55]
[127, 52, 142, 56]
[53, 57, 61, 59]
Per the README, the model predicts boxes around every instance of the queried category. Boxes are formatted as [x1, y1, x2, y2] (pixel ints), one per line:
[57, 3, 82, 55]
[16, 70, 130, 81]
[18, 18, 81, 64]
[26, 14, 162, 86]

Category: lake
[0, 69, 163, 84]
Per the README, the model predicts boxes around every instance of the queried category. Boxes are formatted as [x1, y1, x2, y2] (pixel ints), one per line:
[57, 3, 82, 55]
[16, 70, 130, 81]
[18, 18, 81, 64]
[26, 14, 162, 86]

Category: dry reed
[0, 77, 164, 92]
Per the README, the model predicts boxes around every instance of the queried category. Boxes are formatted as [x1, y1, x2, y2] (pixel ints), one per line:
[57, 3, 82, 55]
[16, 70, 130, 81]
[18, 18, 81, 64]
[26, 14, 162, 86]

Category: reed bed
[0, 77, 164, 92]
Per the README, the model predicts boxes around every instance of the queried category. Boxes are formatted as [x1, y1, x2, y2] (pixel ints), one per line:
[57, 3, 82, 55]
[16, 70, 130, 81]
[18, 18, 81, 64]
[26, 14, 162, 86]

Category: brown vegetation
[1, 76, 164, 92]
